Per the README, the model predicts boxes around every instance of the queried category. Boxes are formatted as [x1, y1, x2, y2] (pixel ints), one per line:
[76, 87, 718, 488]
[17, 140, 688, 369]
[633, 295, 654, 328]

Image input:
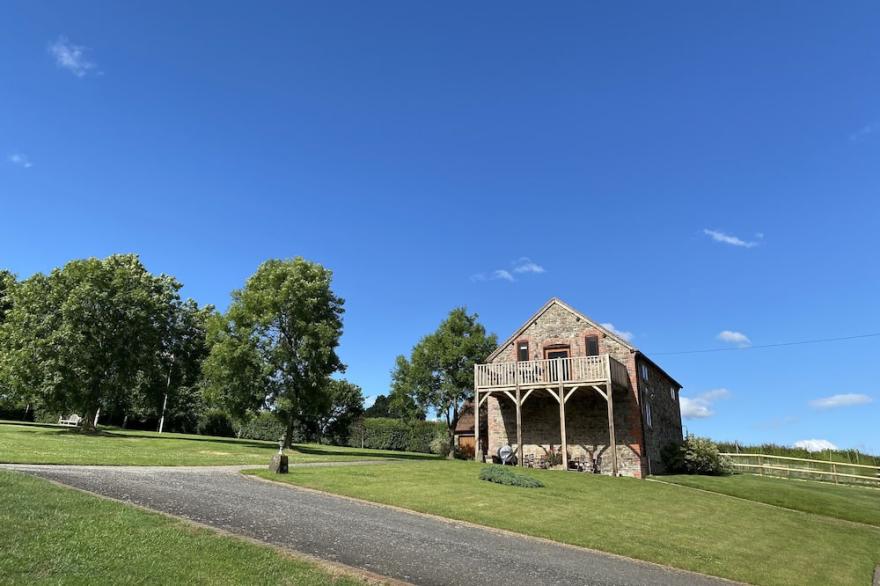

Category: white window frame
[645, 401, 653, 428]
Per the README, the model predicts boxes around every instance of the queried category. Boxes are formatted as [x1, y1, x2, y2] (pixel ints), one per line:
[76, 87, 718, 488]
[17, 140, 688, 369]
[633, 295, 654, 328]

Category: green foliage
[479, 465, 544, 488]
[0, 255, 207, 431]
[204, 258, 345, 447]
[309, 379, 364, 444]
[238, 411, 287, 442]
[347, 417, 445, 453]
[430, 433, 451, 457]
[0, 269, 15, 325]
[364, 389, 425, 420]
[662, 436, 732, 475]
[392, 308, 496, 451]
[197, 408, 236, 438]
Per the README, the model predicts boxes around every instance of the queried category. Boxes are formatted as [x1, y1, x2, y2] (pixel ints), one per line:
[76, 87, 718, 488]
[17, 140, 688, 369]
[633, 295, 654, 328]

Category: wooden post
[607, 381, 618, 476]
[516, 387, 523, 467]
[605, 355, 618, 476]
[474, 383, 482, 463]
[832, 462, 839, 484]
[558, 358, 568, 470]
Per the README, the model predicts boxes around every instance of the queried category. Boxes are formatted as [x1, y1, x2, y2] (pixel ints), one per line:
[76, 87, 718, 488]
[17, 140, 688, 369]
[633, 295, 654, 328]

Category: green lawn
[661, 473, 880, 527]
[0, 422, 438, 466]
[0, 470, 366, 585]
[247, 461, 880, 586]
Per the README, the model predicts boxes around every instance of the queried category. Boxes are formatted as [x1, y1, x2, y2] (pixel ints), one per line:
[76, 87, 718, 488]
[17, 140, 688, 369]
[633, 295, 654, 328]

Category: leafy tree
[0, 270, 15, 324]
[312, 379, 364, 444]
[200, 312, 266, 419]
[0, 255, 184, 431]
[392, 307, 496, 457]
[206, 258, 345, 447]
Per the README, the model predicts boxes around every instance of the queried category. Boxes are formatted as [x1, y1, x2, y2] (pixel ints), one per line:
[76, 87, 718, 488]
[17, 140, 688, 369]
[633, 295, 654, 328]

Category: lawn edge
[243, 469, 747, 586]
[649, 477, 880, 532]
[6, 469, 404, 586]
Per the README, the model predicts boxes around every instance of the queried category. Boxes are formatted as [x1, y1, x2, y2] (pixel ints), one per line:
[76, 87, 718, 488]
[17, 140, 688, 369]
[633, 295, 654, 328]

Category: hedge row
[348, 417, 446, 454]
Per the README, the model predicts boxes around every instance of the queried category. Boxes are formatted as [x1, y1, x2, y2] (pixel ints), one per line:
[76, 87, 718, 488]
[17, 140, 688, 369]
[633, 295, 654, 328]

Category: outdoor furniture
[536, 455, 548, 469]
[524, 454, 535, 468]
[58, 414, 82, 427]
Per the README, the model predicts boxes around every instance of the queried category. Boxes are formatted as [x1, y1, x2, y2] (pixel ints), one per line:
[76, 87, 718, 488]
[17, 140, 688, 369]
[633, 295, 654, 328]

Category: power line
[651, 331, 880, 356]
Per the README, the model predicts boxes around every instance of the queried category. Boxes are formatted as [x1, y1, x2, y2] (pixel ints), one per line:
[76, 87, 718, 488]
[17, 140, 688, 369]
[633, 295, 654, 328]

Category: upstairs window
[639, 363, 649, 381]
[646, 401, 653, 428]
[670, 386, 676, 402]
[585, 335, 599, 356]
[516, 341, 529, 362]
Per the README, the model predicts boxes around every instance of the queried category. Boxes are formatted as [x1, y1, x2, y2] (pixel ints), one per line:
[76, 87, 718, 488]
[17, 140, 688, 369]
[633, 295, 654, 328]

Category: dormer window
[516, 341, 529, 362]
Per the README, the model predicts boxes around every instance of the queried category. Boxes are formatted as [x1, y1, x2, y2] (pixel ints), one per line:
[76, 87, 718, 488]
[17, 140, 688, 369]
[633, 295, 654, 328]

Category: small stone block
[269, 454, 289, 474]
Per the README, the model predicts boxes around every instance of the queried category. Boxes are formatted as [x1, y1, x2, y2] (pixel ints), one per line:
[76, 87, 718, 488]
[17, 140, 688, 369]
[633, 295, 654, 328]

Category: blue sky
[2, 2, 878, 453]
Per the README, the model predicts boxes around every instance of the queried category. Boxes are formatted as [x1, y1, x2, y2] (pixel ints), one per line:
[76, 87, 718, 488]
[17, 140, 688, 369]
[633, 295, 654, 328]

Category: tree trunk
[283, 415, 296, 449]
[80, 409, 97, 433]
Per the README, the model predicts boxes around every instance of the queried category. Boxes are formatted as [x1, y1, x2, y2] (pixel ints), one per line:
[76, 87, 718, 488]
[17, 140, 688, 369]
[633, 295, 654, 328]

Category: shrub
[662, 436, 732, 475]
[347, 417, 445, 453]
[479, 465, 544, 488]
[238, 411, 286, 442]
[198, 408, 236, 438]
[430, 433, 451, 457]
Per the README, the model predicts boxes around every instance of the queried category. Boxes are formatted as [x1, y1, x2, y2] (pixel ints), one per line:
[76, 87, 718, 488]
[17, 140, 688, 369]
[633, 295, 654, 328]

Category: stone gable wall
[485, 302, 648, 477]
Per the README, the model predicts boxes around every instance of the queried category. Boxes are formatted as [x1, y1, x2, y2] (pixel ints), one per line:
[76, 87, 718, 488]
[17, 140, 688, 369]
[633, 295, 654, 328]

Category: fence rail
[720, 452, 880, 486]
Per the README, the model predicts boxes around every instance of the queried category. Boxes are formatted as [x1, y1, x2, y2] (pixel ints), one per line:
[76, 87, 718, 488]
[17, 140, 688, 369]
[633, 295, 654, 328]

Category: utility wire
[651, 331, 880, 356]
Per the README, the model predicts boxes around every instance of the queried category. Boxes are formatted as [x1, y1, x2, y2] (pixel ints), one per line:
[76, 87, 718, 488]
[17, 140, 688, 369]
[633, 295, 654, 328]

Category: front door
[544, 347, 570, 381]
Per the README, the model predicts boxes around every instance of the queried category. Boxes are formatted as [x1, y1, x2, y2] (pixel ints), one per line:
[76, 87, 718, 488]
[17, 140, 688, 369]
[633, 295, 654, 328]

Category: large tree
[0, 270, 15, 325]
[0, 255, 186, 431]
[392, 307, 496, 456]
[206, 258, 345, 447]
[307, 378, 364, 444]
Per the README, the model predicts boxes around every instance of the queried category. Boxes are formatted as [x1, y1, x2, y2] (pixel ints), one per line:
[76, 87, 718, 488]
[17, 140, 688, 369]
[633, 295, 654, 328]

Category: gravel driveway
[6, 464, 732, 586]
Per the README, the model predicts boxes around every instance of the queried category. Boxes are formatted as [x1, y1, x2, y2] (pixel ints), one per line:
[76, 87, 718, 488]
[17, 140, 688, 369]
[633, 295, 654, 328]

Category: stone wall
[485, 301, 648, 477]
[636, 358, 684, 474]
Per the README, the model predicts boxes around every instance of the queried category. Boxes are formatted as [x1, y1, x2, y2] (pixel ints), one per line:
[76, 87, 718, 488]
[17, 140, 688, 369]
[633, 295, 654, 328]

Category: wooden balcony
[474, 355, 630, 392]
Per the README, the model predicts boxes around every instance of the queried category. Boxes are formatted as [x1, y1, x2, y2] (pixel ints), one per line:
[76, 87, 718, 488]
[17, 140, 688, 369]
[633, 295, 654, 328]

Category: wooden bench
[58, 414, 82, 427]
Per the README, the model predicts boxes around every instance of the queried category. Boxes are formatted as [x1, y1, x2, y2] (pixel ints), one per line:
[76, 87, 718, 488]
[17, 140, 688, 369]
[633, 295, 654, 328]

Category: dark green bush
[661, 436, 732, 475]
[479, 465, 544, 488]
[238, 411, 286, 442]
[197, 408, 236, 438]
[347, 417, 445, 453]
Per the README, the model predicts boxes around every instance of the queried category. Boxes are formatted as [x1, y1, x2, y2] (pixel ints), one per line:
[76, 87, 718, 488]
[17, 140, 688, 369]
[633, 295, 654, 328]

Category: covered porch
[473, 355, 632, 475]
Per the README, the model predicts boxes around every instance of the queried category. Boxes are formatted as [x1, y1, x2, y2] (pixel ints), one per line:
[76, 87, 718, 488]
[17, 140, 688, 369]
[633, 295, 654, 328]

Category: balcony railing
[474, 354, 630, 390]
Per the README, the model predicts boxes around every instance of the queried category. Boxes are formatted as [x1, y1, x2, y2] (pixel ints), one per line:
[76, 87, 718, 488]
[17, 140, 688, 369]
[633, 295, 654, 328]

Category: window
[516, 341, 529, 362]
[670, 386, 676, 402]
[585, 335, 599, 356]
[645, 401, 653, 428]
[639, 363, 649, 381]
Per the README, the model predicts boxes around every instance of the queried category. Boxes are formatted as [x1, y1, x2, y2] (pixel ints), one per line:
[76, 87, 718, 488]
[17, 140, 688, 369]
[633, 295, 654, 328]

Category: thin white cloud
[850, 123, 877, 142]
[717, 330, 751, 347]
[48, 36, 97, 77]
[600, 322, 634, 342]
[492, 269, 514, 282]
[794, 439, 838, 452]
[472, 258, 545, 283]
[512, 257, 545, 274]
[679, 388, 730, 419]
[809, 393, 873, 410]
[703, 229, 759, 248]
[7, 153, 33, 168]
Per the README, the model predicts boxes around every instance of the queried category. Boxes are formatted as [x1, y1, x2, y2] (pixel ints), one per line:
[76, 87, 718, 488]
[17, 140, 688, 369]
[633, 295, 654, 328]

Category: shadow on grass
[291, 445, 442, 461]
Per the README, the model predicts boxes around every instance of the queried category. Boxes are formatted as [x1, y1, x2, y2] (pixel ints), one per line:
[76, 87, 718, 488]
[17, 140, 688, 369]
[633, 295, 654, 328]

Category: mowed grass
[0, 470, 366, 585]
[661, 473, 880, 527]
[247, 461, 880, 586]
[0, 422, 438, 466]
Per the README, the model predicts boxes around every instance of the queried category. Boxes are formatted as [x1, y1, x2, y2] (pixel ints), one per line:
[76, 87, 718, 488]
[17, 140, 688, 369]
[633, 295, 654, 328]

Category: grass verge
[246, 460, 880, 586]
[0, 469, 368, 585]
[660, 473, 880, 527]
[0, 422, 438, 466]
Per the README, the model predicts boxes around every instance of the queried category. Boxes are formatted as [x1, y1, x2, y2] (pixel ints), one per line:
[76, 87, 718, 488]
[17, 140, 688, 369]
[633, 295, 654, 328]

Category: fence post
[832, 462, 839, 484]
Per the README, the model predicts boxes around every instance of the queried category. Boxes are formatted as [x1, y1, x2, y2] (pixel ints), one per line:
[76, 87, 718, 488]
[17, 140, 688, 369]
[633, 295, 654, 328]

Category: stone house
[472, 298, 683, 477]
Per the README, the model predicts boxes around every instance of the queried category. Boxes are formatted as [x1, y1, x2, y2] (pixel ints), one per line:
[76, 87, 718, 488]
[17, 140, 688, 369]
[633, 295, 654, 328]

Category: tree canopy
[204, 257, 345, 446]
[0, 255, 205, 431]
[391, 307, 496, 455]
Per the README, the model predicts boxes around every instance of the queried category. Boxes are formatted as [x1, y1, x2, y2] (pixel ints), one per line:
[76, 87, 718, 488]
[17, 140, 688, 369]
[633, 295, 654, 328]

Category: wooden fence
[720, 452, 880, 486]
